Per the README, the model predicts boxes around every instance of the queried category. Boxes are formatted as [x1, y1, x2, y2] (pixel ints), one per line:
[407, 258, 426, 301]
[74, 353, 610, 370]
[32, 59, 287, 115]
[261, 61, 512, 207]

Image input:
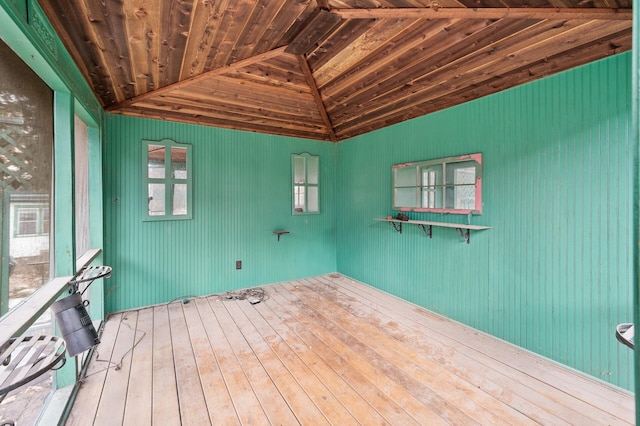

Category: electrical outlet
[236, 260, 242, 270]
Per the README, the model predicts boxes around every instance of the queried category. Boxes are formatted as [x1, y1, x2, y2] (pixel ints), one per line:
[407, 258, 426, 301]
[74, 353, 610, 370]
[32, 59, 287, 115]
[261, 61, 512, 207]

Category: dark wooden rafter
[297, 55, 337, 142]
[108, 46, 289, 111]
[330, 7, 633, 21]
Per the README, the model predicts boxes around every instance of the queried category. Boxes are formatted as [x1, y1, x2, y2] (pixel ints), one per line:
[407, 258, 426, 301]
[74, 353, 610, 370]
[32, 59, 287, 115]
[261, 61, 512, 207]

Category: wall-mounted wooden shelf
[374, 218, 491, 244]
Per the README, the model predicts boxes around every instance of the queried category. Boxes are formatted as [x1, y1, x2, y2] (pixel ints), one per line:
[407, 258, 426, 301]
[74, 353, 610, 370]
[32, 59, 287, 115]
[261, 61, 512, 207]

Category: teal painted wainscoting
[337, 53, 634, 391]
[104, 115, 336, 313]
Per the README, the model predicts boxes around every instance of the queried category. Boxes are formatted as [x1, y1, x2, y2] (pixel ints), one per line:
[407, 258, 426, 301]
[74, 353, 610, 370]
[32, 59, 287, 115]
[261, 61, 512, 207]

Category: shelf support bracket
[273, 230, 290, 242]
[456, 228, 471, 244]
[389, 221, 402, 234]
[417, 224, 432, 238]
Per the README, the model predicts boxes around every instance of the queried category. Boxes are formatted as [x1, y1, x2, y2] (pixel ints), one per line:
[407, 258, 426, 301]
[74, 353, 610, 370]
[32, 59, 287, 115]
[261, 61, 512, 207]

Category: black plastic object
[51, 292, 100, 357]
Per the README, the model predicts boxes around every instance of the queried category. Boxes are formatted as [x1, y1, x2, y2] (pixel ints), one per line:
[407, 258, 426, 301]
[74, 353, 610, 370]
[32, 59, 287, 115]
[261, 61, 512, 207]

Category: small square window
[14, 205, 49, 237]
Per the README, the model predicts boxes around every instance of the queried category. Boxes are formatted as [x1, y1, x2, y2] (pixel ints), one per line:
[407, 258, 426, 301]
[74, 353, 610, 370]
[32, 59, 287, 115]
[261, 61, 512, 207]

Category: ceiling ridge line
[298, 55, 337, 142]
[107, 46, 289, 112]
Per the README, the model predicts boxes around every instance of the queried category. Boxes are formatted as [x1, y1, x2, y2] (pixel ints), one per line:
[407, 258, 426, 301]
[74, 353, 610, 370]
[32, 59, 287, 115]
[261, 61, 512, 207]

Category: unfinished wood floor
[67, 274, 635, 425]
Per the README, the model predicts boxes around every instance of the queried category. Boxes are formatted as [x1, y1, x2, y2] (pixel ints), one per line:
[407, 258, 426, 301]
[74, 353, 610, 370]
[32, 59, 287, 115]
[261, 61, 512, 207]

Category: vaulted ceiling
[39, 0, 632, 141]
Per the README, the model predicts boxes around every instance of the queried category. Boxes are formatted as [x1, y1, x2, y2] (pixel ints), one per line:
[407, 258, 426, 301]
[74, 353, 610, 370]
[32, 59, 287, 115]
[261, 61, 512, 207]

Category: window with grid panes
[143, 139, 192, 220]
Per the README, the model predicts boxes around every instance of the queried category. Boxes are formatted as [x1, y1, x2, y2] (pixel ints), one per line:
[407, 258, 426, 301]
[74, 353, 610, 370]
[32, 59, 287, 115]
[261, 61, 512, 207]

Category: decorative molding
[24, 0, 103, 121]
[29, 5, 57, 60]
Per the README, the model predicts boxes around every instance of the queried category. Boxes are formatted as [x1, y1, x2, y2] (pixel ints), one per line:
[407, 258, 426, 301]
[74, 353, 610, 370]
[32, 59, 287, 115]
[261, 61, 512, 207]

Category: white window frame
[292, 153, 319, 215]
[393, 153, 483, 215]
[142, 138, 193, 221]
[14, 205, 49, 237]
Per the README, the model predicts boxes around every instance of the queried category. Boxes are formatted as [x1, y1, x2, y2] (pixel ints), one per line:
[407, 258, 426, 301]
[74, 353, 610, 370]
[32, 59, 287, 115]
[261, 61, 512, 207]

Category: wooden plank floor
[67, 274, 635, 425]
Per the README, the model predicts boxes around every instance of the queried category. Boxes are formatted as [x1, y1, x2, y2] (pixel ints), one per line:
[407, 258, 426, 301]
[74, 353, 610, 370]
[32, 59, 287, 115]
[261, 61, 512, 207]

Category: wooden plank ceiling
[39, 0, 632, 141]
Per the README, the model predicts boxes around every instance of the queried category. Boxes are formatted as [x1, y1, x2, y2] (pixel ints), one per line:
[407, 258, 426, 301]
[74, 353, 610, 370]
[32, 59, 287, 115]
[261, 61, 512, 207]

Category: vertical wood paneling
[337, 53, 634, 391]
[104, 116, 336, 313]
[632, 1, 640, 413]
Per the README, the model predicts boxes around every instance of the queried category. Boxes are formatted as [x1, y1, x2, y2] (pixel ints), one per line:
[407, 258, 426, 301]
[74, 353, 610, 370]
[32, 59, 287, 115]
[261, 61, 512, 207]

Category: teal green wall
[103, 115, 337, 313]
[337, 53, 634, 391]
[105, 54, 634, 390]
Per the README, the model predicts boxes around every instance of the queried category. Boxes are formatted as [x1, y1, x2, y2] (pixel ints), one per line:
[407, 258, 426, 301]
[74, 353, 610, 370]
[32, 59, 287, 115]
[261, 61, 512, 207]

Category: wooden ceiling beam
[108, 46, 288, 111]
[330, 7, 632, 21]
[115, 105, 330, 141]
[298, 56, 337, 142]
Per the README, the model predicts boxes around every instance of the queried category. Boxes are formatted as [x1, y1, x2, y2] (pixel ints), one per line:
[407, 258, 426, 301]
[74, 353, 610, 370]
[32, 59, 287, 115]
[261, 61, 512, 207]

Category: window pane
[446, 161, 476, 210]
[148, 145, 165, 178]
[1, 38, 53, 306]
[445, 186, 456, 209]
[74, 115, 90, 256]
[293, 156, 305, 184]
[307, 186, 319, 212]
[307, 156, 319, 185]
[445, 185, 476, 209]
[422, 166, 443, 187]
[18, 209, 38, 235]
[0, 38, 54, 418]
[172, 184, 187, 215]
[19, 221, 37, 236]
[171, 147, 187, 179]
[454, 185, 476, 210]
[395, 188, 418, 208]
[294, 185, 305, 212]
[395, 167, 416, 187]
[421, 166, 443, 208]
[446, 161, 476, 184]
[148, 184, 165, 215]
[42, 208, 49, 234]
[19, 210, 37, 221]
[421, 188, 442, 209]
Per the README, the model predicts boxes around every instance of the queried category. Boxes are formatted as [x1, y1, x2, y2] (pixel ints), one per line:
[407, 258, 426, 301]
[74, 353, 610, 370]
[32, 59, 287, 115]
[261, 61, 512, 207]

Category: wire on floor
[221, 287, 268, 305]
[78, 318, 146, 381]
[77, 288, 266, 382]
